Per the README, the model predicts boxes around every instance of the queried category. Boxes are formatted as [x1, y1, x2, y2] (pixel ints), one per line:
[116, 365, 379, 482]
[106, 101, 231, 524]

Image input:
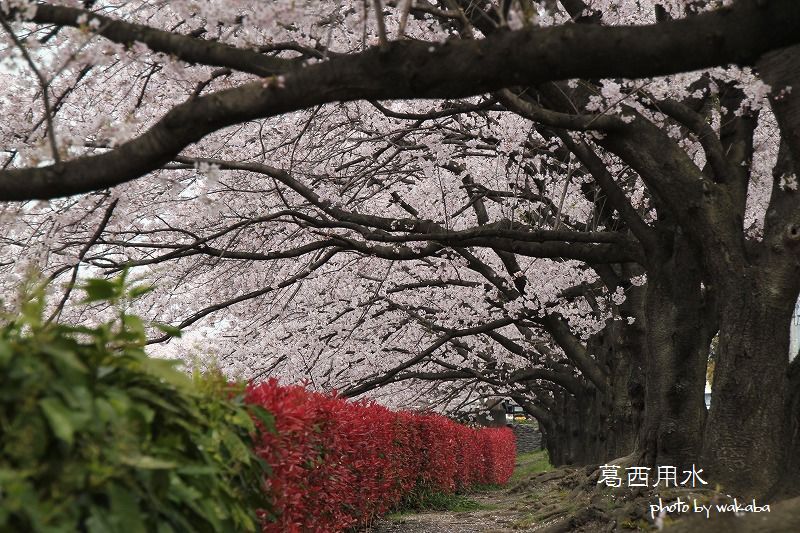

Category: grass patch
[511, 449, 553, 483]
[383, 511, 414, 522]
[395, 489, 495, 513]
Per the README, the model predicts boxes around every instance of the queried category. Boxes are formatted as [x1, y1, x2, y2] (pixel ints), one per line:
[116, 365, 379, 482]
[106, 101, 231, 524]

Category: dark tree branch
[341, 315, 516, 397]
[2, 0, 798, 200]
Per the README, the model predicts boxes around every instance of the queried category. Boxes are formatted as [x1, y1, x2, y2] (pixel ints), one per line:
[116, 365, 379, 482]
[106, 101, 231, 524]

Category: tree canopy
[2, 0, 800, 498]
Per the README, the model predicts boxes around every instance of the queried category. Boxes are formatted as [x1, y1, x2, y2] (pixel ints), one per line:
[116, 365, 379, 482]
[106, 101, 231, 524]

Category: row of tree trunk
[530, 228, 799, 498]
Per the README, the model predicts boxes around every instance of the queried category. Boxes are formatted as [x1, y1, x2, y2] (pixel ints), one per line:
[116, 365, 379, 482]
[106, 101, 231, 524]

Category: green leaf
[97, 365, 117, 379]
[120, 455, 178, 470]
[86, 507, 115, 533]
[0, 468, 26, 483]
[58, 324, 101, 335]
[229, 408, 256, 433]
[94, 397, 116, 424]
[140, 358, 190, 389]
[126, 387, 184, 415]
[20, 294, 45, 327]
[220, 428, 251, 464]
[176, 465, 217, 476]
[153, 323, 182, 338]
[0, 339, 12, 366]
[249, 405, 276, 434]
[122, 314, 146, 340]
[81, 278, 119, 303]
[108, 483, 147, 533]
[39, 397, 75, 446]
[105, 388, 132, 414]
[0, 272, 270, 531]
[128, 284, 155, 299]
[131, 403, 155, 425]
[41, 344, 89, 374]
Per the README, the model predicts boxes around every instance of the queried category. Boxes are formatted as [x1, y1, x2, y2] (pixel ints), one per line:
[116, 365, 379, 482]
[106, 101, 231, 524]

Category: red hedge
[246, 379, 516, 532]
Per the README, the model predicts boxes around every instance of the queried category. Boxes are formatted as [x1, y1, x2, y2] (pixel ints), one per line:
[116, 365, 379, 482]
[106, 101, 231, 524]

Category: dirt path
[369, 489, 539, 532]
[368, 453, 568, 533]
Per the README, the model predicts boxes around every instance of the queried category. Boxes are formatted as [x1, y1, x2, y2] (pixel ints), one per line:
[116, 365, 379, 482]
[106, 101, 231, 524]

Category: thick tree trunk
[702, 273, 796, 497]
[752, 44, 800, 498]
[777, 356, 800, 497]
[587, 317, 645, 461]
[638, 231, 712, 470]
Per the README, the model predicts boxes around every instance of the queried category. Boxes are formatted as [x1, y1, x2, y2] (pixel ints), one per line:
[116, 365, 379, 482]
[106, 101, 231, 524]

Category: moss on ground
[510, 450, 553, 484]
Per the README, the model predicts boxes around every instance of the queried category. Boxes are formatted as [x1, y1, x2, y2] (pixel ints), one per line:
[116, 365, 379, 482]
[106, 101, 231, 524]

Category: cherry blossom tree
[1, 0, 800, 498]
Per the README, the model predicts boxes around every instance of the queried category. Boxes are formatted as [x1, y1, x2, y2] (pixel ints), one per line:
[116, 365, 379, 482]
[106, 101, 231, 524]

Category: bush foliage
[247, 379, 516, 532]
[0, 275, 270, 532]
[0, 273, 515, 532]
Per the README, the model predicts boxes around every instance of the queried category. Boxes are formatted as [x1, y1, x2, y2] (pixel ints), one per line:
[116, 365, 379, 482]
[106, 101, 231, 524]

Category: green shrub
[0, 274, 272, 532]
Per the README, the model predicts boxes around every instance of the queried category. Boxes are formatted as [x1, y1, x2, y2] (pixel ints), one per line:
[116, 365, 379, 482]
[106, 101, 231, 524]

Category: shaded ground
[368, 451, 800, 532]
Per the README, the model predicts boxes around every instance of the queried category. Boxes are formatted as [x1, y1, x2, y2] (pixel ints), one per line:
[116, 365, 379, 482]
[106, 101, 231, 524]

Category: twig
[397, 0, 413, 38]
[372, 0, 389, 49]
[0, 18, 60, 163]
[47, 198, 118, 323]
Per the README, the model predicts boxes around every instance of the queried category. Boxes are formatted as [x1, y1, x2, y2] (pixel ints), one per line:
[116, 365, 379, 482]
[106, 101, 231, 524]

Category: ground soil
[368, 455, 600, 533]
[367, 487, 543, 532]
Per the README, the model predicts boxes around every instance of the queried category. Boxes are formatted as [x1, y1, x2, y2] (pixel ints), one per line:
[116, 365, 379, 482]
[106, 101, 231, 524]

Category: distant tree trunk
[477, 397, 509, 427]
[581, 315, 645, 463]
[543, 313, 645, 467]
[547, 388, 598, 465]
[600, 308, 646, 460]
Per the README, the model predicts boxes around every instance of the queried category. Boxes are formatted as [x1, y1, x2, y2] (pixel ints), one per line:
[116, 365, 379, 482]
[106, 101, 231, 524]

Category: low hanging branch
[0, 0, 798, 200]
